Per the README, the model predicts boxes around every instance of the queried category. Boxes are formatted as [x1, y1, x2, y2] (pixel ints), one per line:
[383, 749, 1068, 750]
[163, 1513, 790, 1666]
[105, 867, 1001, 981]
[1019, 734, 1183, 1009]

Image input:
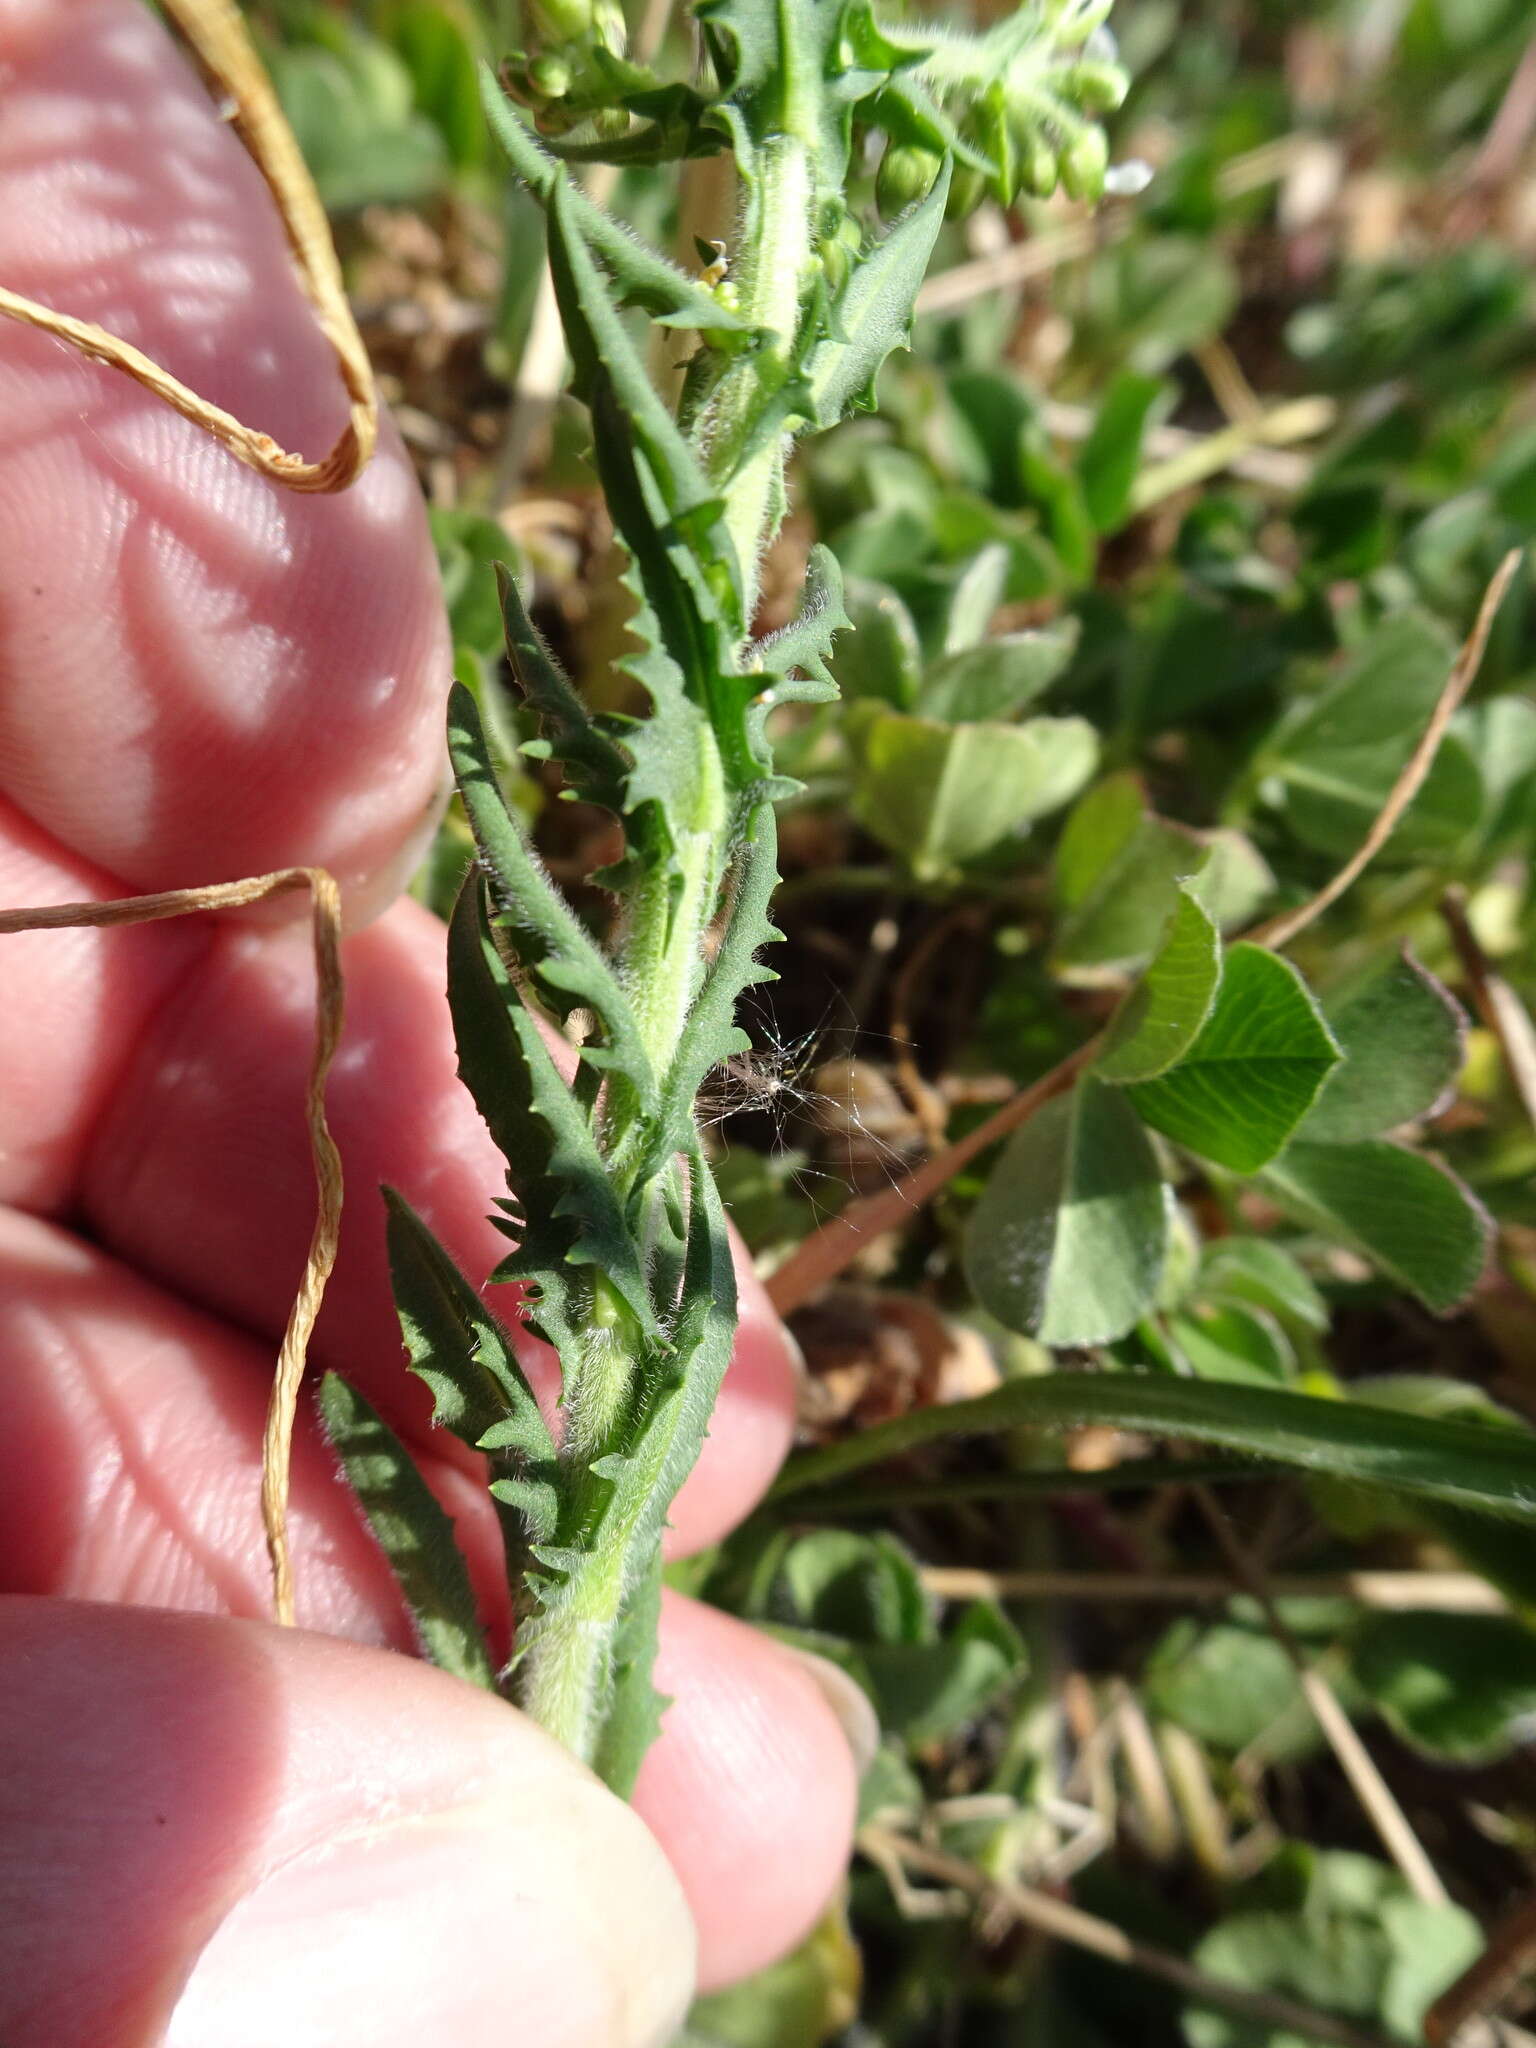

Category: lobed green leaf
[318, 1372, 495, 1690]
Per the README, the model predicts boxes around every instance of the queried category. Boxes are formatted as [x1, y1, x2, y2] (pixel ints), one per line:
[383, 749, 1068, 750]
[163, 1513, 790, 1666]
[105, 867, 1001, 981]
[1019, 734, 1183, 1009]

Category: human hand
[0, 4, 864, 2042]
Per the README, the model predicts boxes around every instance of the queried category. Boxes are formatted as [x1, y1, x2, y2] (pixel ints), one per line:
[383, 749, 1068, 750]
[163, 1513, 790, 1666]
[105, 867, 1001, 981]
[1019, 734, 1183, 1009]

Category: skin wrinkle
[0, 1211, 412, 1643]
[0, 0, 449, 910]
[0, 796, 209, 1211]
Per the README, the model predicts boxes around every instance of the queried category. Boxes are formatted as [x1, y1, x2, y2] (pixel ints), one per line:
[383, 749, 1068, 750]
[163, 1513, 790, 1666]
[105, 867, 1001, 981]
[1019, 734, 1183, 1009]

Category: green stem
[698, 132, 814, 618]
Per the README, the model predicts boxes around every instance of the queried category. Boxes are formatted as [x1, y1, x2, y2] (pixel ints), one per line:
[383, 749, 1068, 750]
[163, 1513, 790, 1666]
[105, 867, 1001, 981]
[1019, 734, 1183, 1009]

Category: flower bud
[876, 143, 942, 220]
[945, 161, 988, 221]
[1067, 59, 1128, 113]
[528, 0, 593, 44]
[528, 53, 572, 97]
[1059, 126, 1108, 201]
[1020, 134, 1058, 198]
[592, 0, 628, 55]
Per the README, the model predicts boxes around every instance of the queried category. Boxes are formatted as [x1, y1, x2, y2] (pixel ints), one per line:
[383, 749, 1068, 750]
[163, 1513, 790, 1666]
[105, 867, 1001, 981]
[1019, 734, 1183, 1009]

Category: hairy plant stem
[699, 131, 814, 617]
[513, 136, 815, 1762]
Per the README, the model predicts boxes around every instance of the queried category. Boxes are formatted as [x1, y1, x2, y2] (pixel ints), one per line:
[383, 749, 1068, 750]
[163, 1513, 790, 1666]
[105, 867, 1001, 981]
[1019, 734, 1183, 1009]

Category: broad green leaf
[1262, 1140, 1491, 1313]
[917, 619, 1081, 724]
[827, 576, 924, 708]
[318, 1373, 494, 1690]
[1126, 946, 1341, 1173]
[938, 544, 1009, 655]
[965, 1078, 1171, 1347]
[380, 0, 486, 171]
[1146, 1618, 1311, 1756]
[1054, 774, 1210, 975]
[1352, 1611, 1536, 1763]
[1299, 951, 1465, 1143]
[1097, 888, 1222, 1083]
[384, 1189, 560, 1547]
[1196, 1240, 1330, 1333]
[766, 1527, 932, 1645]
[1188, 831, 1275, 930]
[448, 682, 655, 1106]
[1166, 1301, 1295, 1385]
[853, 712, 1097, 878]
[1262, 611, 1486, 862]
[1187, 1850, 1480, 2048]
[771, 1372, 1536, 1526]
[1077, 370, 1171, 532]
[269, 29, 448, 213]
[860, 1601, 1027, 1746]
[1458, 693, 1536, 848]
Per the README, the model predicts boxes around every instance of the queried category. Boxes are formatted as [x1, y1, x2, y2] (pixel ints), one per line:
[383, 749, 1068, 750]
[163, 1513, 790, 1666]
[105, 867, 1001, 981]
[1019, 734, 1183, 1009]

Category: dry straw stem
[1426, 1893, 1536, 2048]
[1441, 884, 1536, 1135]
[767, 551, 1524, 1316]
[1250, 547, 1522, 950]
[1192, 1484, 1448, 1908]
[857, 1823, 1400, 2048]
[0, 0, 376, 493]
[0, 869, 345, 1625]
[920, 1565, 1508, 1612]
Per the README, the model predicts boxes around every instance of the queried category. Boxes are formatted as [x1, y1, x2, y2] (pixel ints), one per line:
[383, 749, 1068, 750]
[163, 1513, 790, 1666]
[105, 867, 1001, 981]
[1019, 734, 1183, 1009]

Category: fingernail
[170, 1781, 694, 2048]
[780, 1646, 881, 1776]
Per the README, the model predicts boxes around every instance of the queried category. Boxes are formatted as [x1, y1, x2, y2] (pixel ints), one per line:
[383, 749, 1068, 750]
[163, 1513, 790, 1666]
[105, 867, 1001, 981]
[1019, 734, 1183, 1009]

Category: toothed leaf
[384, 1188, 561, 1548]
[495, 565, 629, 816]
[448, 681, 655, 1104]
[446, 872, 659, 1344]
[319, 1372, 496, 1690]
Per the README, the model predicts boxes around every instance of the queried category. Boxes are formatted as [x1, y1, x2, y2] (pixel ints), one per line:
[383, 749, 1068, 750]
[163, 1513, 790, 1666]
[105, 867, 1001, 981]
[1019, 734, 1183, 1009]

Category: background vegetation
[245, 0, 1536, 2039]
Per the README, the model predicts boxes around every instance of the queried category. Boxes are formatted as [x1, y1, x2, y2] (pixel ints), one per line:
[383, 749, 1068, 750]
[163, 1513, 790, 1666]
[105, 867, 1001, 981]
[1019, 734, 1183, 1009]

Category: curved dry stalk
[858, 1822, 1400, 2048]
[0, 0, 376, 494]
[0, 867, 345, 1624]
[1250, 548, 1522, 951]
[1192, 1485, 1448, 1908]
[920, 1565, 1508, 1611]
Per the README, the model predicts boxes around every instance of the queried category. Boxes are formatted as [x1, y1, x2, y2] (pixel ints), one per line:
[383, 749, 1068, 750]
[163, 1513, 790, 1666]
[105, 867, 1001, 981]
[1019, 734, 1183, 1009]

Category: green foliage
[1261, 1142, 1491, 1315]
[340, 0, 1135, 1787]
[698, 1525, 1027, 1746]
[851, 709, 1098, 878]
[318, 1372, 496, 1689]
[264, 8, 465, 211]
[1125, 946, 1342, 1174]
[1187, 1851, 1481, 2048]
[774, 1374, 1536, 1525]
[1352, 1611, 1536, 1762]
[965, 1077, 1171, 1344]
[1298, 952, 1465, 1144]
[1097, 888, 1222, 1083]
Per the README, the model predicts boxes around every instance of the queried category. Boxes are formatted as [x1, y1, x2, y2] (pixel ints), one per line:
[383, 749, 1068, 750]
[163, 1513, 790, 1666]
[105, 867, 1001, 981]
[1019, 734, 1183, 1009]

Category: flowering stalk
[320, 0, 1130, 1790]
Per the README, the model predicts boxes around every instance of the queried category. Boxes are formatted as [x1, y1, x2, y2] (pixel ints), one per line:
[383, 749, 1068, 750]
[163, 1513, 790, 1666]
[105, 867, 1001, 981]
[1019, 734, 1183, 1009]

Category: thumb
[0, 1598, 694, 2048]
